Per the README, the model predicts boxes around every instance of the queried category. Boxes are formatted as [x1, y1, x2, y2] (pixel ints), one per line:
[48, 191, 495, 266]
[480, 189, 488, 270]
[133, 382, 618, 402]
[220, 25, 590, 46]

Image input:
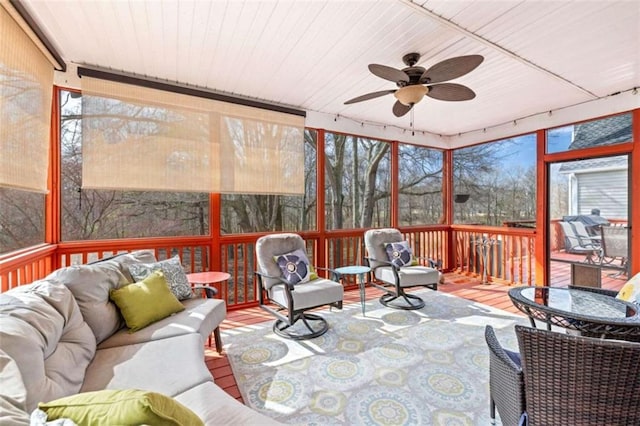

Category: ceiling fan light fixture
[394, 85, 428, 106]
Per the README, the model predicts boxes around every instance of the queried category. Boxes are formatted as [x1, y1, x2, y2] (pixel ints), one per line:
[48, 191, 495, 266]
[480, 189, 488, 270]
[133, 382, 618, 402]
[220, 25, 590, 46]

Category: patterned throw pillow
[274, 249, 313, 285]
[616, 272, 640, 305]
[128, 256, 192, 300]
[384, 241, 415, 268]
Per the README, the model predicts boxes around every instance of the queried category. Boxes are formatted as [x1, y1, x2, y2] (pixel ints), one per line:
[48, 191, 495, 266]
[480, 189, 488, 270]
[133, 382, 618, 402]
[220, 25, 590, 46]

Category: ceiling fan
[344, 53, 484, 117]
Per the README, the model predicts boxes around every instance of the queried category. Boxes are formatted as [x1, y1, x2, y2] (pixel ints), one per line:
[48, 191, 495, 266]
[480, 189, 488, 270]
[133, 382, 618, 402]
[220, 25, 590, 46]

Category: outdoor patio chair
[570, 220, 602, 244]
[516, 325, 640, 425]
[363, 228, 440, 310]
[558, 221, 601, 264]
[255, 233, 343, 340]
[485, 325, 525, 426]
[600, 225, 629, 276]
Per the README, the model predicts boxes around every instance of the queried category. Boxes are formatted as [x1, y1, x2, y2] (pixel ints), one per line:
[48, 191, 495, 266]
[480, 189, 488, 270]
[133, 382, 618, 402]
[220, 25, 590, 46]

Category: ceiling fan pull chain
[411, 108, 415, 136]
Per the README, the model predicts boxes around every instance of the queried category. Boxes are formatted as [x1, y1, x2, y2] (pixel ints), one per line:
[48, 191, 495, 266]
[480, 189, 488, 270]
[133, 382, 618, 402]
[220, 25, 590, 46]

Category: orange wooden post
[631, 108, 640, 276]
[535, 129, 547, 287]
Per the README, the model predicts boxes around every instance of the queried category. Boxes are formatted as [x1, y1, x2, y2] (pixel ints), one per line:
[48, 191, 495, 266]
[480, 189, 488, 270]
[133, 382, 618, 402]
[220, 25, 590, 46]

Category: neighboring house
[559, 114, 631, 221]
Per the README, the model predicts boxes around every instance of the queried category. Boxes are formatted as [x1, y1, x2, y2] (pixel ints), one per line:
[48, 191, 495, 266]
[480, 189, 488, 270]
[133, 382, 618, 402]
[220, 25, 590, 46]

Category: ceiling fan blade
[421, 55, 484, 84]
[427, 83, 476, 101]
[392, 100, 412, 117]
[369, 64, 410, 83]
[344, 89, 396, 105]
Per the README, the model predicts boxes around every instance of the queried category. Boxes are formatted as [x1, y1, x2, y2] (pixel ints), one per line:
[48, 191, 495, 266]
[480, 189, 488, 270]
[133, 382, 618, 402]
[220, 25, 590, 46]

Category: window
[60, 90, 209, 241]
[398, 144, 443, 226]
[324, 133, 390, 230]
[453, 134, 536, 226]
[220, 129, 317, 234]
[547, 113, 632, 154]
[0, 188, 45, 254]
[0, 6, 54, 254]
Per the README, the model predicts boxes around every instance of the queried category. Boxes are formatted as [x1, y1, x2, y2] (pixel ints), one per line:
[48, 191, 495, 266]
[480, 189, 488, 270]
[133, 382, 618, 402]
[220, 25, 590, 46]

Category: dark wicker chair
[516, 324, 640, 425]
[485, 326, 525, 425]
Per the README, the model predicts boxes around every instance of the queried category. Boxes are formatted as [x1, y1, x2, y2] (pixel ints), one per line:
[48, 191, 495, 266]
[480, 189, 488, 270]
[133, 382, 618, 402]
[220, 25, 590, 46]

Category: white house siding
[576, 170, 628, 220]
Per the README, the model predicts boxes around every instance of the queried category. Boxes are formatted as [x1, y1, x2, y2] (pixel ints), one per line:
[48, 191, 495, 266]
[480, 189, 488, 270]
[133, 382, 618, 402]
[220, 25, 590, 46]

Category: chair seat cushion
[374, 265, 440, 287]
[269, 278, 343, 310]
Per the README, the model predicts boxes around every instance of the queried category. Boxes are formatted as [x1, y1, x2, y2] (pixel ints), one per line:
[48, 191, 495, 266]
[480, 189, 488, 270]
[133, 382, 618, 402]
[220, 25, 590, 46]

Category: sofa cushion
[0, 281, 96, 412]
[174, 381, 283, 425]
[82, 333, 211, 397]
[616, 272, 640, 305]
[47, 261, 130, 344]
[98, 297, 226, 349]
[0, 350, 30, 425]
[109, 271, 185, 332]
[105, 250, 157, 282]
[39, 389, 203, 426]
[128, 256, 193, 300]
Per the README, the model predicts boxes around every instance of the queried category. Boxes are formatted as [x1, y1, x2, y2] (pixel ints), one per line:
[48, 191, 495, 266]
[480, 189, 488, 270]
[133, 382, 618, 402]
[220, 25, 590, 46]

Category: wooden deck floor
[203, 269, 629, 404]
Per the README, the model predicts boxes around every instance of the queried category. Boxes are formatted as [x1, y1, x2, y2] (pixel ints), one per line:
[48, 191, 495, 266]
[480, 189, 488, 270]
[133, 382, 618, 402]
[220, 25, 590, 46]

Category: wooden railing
[0, 225, 534, 307]
[0, 244, 57, 292]
[452, 225, 536, 285]
[55, 237, 212, 272]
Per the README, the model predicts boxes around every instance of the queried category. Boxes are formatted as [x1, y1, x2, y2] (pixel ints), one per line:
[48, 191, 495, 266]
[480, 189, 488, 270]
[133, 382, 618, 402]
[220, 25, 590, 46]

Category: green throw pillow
[39, 389, 203, 426]
[110, 270, 185, 332]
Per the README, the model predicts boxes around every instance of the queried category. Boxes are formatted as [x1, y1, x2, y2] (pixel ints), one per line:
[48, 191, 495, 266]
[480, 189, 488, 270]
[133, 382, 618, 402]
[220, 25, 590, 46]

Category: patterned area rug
[222, 289, 527, 425]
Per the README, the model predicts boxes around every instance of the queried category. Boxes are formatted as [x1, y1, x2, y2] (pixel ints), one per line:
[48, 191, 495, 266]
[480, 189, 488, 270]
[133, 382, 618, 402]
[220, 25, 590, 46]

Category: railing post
[316, 129, 327, 271]
[443, 150, 455, 271]
[631, 108, 640, 276]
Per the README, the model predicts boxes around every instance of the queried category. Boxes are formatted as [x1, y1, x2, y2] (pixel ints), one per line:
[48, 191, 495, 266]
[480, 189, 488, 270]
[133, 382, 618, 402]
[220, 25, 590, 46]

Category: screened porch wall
[1, 99, 639, 303]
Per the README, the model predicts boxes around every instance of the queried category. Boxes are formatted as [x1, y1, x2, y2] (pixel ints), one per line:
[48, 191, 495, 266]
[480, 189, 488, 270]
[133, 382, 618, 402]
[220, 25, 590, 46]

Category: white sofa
[0, 250, 279, 425]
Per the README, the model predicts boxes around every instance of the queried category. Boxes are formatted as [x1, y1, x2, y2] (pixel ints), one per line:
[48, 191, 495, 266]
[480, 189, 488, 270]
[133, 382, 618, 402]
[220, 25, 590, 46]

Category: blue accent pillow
[385, 241, 413, 268]
[275, 249, 312, 285]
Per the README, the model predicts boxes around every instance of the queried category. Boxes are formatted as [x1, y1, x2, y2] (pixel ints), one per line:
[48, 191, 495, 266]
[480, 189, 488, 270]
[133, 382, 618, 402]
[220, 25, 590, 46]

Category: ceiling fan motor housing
[398, 67, 428, 87]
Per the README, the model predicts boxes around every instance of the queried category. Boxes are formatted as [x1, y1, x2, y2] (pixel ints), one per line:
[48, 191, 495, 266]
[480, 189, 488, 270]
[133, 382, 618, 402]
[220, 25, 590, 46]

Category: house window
[324, 133, 390, 230]
[546, 113, 632, 154]
[60, 90, 210, 241]
[398, 144, 443, 225]
[453, 134, 537, 226]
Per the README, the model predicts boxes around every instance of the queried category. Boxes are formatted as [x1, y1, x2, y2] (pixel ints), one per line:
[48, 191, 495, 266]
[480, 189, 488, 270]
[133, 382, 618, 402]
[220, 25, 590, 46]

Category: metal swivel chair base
[380, 292, 425, 310]
[273, 313, 329, 340]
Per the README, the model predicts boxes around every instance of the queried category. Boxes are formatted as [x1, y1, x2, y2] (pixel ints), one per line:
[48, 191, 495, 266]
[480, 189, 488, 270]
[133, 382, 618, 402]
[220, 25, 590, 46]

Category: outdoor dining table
[508, 286, 640, 341]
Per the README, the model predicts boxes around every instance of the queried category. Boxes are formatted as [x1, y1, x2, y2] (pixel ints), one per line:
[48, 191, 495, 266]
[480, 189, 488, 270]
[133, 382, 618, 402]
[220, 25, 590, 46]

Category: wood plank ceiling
[20, 0, 640, 146]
